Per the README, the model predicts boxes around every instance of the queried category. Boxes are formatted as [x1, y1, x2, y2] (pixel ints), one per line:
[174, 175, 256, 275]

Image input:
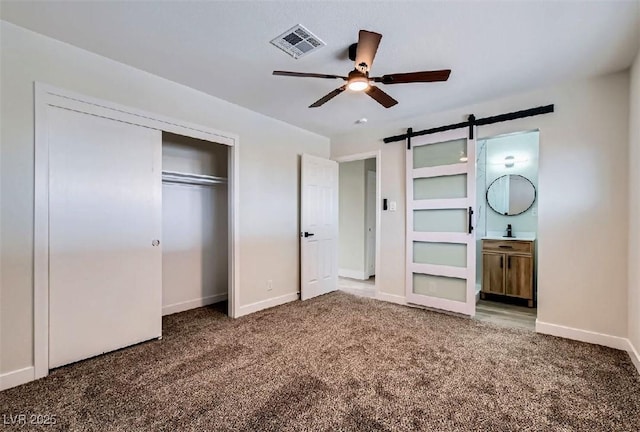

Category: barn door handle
[468, 207, 474, 234]
[302, 232, 315, 238]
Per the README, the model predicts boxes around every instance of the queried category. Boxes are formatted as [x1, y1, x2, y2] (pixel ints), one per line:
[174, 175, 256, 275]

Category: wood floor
[474, 299, 537, 330]
[337, 276, 376, 298]
[338, 280, 536, 331]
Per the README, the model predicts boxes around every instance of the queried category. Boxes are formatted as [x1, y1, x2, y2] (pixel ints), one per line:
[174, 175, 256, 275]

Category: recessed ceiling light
[355, 118, 368, 124]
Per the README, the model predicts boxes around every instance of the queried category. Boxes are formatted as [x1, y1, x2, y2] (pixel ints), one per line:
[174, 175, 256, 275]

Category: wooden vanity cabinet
[481, 239, 535, 307]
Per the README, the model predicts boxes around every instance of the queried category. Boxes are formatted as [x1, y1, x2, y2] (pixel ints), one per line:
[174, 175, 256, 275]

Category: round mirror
[486, 174, 536, 216]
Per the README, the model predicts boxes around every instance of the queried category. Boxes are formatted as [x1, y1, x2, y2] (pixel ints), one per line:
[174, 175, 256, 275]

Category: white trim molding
[626, 340, 640, 375]
[236, 293, 299, 318]
[376, 292, 407, 306]
[0, 367, 35, 391]
[162, 293, 228, 316]
[535, 320, 630, 351]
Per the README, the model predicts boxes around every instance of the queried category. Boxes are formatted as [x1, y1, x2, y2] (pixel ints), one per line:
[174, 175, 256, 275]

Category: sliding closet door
[48, 107, 162, 368]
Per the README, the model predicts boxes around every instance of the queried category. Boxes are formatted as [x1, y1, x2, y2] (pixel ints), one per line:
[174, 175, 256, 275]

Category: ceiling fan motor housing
[348, 69, 368, 81]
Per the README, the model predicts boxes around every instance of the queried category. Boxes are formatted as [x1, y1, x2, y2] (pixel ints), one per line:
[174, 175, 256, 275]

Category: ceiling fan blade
[372, 69, 451, 84]
[354, 30, 382, 72]
[309, 86, 347, 108]
[365, 86, 398, 108]
[273, 71, 347, 80]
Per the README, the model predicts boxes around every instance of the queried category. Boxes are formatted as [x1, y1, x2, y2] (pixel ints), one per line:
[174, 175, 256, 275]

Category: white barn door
[406, 129, 476, 316]
[300, 154, 338, 300]
[48, 107, 162, 368]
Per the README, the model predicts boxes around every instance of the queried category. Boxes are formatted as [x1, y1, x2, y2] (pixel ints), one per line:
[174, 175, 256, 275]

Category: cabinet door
[482, 253, 505, 294]
[505, 255, 533, 299]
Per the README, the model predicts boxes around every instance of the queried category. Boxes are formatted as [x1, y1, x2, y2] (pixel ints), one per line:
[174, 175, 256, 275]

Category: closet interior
[161, 132, 229, 316]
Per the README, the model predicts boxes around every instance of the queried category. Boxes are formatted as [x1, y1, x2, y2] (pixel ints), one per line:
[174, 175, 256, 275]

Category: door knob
[152, 240, 160, 246]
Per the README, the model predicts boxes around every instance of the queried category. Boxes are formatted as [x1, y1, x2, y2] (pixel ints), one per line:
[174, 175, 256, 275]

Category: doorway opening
[474, 130, 539, 330]
[336, 154, 380, 298]
[161, 132, 230, 317]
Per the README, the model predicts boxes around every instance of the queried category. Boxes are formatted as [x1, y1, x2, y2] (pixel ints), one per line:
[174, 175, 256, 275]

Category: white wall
[628, 49, 640, 360]
[332, 71, 630, 339]
[0, 22, 329, 375]
[339, 160, 366, 275]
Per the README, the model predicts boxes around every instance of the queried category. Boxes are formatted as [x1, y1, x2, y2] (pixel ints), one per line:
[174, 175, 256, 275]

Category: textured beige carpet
[1, 292, 639, 431]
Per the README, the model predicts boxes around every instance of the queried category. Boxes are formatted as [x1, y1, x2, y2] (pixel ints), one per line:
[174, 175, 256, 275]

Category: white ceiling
[2, 1, 639, 138]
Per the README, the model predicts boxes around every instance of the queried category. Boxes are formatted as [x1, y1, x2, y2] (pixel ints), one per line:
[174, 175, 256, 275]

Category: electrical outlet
[267, 280, 273, 291]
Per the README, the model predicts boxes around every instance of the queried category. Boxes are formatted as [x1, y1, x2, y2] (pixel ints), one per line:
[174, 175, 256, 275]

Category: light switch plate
[389, 201, 397, 211]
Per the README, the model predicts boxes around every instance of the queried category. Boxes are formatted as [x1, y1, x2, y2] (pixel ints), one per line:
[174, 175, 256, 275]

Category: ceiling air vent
[270, 24, 326, 59]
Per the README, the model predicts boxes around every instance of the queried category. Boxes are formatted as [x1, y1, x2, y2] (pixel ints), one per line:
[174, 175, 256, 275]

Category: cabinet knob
[152, 240, 160, 247]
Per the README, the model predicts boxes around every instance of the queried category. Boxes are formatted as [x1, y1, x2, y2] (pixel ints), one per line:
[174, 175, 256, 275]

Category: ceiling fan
[273, 30, 451, 108]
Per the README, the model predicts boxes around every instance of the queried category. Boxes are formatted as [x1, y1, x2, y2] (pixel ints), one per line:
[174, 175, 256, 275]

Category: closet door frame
[34, 82, 240, 380]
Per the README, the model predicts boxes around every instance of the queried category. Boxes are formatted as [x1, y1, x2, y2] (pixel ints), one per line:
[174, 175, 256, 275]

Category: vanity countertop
[482, 234, 536, 241]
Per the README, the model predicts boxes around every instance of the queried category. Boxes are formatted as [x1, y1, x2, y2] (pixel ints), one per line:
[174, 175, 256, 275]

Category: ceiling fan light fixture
[347, 77, 370, 91]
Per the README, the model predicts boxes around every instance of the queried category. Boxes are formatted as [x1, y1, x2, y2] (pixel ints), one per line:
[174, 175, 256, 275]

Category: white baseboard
[236, 292, 299, 318]
[162, 293, 228, 316]
[0, 366, 35, 391]
[626, 339, 640, 375]
[338, 269, 368, 280]
[535, 320, 630, 351]
[376, 292, 407, 306]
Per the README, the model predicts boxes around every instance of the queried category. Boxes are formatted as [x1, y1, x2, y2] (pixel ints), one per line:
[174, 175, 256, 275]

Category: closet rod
[161, 170, 227, 186]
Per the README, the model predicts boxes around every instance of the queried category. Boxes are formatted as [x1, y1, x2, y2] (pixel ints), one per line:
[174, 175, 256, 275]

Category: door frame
[34, 83, 240, 380]
[477, 128, 541, 314]
[333, 150, 382, 297]
[365, 169, 376, 278]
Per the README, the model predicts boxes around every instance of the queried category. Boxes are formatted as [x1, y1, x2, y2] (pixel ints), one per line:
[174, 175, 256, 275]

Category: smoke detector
[270, 24, 326, 59]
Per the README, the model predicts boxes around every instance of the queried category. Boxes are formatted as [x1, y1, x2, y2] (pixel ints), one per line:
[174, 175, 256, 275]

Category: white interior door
[405, 129, 476, 316]
[366, 170, 376, 277]
[300, 154, 338, 300]
[48, 107, 162, 368]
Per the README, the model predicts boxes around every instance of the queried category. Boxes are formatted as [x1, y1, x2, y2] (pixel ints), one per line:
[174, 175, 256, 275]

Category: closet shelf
[161, 170, 227, 186]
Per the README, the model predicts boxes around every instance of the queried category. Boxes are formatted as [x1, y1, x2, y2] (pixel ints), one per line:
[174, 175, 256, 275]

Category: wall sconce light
[504, 155, 515, 168]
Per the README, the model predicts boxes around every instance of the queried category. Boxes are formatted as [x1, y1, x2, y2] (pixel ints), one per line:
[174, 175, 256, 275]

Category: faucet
[505, 224, 513, 238]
